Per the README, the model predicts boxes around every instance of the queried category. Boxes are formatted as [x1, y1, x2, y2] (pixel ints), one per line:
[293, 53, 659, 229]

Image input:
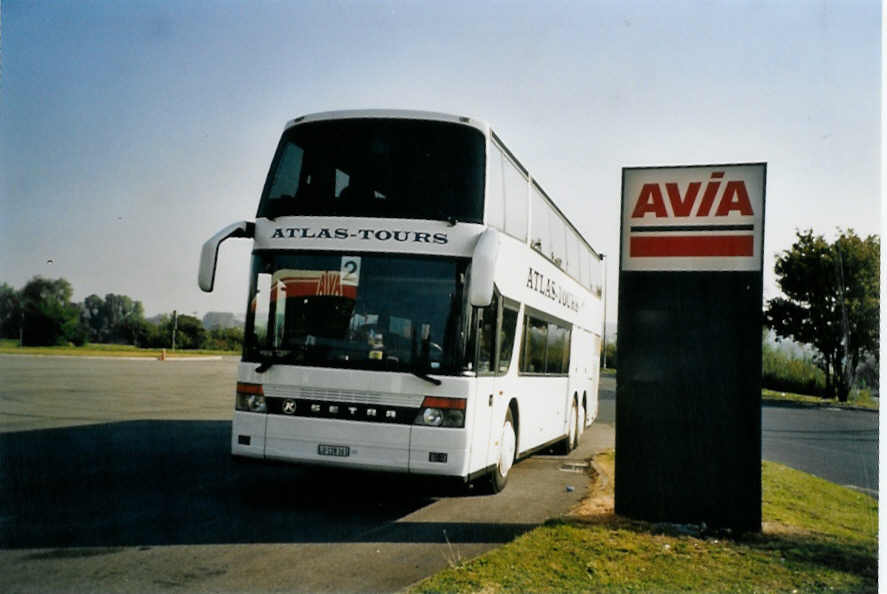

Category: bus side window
[546, 322, 570, 374]
[503, 157, 528, 241]
[520, 315, 548, 373]
[486, 145, 505, 230]
[498, 307, 518, 374]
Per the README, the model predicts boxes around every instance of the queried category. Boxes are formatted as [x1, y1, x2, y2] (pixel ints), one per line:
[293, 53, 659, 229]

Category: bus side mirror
[469, 228, 498, 307]
[198, 221, 255, 292]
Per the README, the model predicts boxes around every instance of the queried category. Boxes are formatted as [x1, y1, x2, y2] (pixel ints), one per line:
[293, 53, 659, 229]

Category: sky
[0, 0, 881, 327]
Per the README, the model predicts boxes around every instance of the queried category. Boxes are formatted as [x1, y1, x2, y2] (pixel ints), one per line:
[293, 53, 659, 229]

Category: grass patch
[0, 340, 237, 358]
[411, 452, 877, 593]
[763, 388, 879, 411]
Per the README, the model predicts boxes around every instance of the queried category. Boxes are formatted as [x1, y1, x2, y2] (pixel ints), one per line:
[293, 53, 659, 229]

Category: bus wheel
[553, 400, 579, 455]
[569, 400, 580, 451]
[490, 409, 516, 493]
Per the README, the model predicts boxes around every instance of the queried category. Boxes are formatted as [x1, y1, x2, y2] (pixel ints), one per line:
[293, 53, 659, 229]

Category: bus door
[472, 302, 499, 470]
[474, 296, 520, 469]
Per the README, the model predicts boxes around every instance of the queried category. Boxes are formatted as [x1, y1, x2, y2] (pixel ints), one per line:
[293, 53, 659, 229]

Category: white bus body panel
[231, 412, 267, 459]
[409, 425, 472, 476]
[253, 217, 486, 258]
[487, 231, 603, 455]
[232, 362, 478, 477]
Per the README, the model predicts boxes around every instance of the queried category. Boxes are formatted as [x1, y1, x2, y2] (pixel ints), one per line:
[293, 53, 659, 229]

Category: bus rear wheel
[489, 409, 516, 493]
[553, 400, 579, 455]
[569, 400, 580, 451]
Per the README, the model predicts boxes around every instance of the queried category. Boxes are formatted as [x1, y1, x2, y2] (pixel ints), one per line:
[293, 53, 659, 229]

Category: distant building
[203, 312, 243, 330]
[145, 314, 168, 325]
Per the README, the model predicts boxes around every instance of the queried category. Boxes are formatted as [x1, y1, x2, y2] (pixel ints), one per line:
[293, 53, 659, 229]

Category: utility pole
[834, 245, 852, 400]
[600, 253, 607, 369]
[172, 310, 178, 352]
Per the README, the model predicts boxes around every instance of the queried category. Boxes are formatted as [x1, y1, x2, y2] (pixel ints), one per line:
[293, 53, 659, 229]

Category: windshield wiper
[411, 368, 442, 386]
[254, 350, 292, 373]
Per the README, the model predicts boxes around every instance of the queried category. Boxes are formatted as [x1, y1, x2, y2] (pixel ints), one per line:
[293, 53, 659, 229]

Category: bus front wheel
[489, 409, 516, 493]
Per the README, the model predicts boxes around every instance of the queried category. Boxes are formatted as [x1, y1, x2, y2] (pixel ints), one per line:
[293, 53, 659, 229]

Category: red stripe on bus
[630, 235, 754, 258]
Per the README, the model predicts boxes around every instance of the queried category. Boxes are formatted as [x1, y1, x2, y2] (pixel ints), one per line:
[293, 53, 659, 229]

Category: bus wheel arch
[508, 398, 520, 456]
[488, 400, 519, 494]
[569, 393, 580, 451]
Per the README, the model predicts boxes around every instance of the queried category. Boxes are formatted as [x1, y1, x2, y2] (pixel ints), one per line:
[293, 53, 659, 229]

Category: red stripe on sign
[630, 235, 754, 258]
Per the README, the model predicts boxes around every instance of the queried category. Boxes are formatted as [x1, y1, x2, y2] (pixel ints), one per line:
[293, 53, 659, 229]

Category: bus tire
[569, 399, 580, 451]
[552, 399, 579, 455]
[489, 409, 516, 494]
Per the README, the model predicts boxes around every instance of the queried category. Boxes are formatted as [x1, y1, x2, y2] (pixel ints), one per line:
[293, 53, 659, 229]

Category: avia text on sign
[621, 163, 766, 271]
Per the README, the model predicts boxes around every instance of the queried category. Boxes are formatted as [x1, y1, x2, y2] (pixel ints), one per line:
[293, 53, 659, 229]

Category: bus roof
[285, 109, 490, 135]
[282, 109, 600, 260]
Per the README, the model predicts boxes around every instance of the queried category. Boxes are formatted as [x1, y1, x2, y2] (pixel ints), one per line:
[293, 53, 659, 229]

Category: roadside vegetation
[0, 277, 243, 352]
[762, 339, 826, 396]
[0, 339, 237, 358]
[762, 388, 878, 411]
[411, 451, 877, 593]
[766, 229, 879, 403]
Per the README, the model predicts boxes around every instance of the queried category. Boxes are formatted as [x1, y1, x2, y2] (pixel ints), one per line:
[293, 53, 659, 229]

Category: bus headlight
[443, 409, 465, 427]
[236, 382, 266, 413]
[422, 408, 444, 426]
[414, 396, 466, 428]
[247, 394, 267, 413]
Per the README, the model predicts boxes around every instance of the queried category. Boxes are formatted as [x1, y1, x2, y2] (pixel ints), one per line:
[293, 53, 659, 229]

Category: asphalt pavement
[0, 355, 613, 593]
[0, 357, 876, 592]
[762, 404, 879, 496]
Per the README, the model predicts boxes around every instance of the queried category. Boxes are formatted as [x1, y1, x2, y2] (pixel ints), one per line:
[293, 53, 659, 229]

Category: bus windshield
[257, 119, 485, 222]
[243, 252, 471, 374]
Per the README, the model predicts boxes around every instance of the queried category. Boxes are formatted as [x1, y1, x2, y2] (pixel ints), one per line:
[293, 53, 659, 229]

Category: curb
[761, 398, 878, 413]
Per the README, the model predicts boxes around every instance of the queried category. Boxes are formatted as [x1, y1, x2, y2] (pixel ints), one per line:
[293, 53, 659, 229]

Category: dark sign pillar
[615, 163, 766, 532]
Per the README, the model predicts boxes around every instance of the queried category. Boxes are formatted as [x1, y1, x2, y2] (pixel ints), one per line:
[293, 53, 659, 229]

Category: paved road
[0, 355, 613, 593]
[2, 358, 875, 592]
[762, 404, 878, 495]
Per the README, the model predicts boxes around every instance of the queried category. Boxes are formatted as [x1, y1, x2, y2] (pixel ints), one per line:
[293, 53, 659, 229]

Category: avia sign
[620, 163, 766, 271]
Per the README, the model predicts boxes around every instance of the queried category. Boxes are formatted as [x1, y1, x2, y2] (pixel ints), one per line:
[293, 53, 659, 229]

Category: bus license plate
[318, 444, 350, 457]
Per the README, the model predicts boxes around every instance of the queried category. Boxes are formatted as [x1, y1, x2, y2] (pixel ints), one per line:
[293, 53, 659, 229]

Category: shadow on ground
[0, 421, 534, 549]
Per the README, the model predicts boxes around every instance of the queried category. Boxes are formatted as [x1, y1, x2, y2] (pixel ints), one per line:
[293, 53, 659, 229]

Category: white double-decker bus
[199, 110, 604, 492]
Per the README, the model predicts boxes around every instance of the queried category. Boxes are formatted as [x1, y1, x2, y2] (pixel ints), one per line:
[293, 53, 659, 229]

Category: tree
[766, 229, 879, 401]
[102, 294, 145, 344]
[0, 283, 23, 340]
[174, 314, 205, 350]
[144, 314, 172, 348]
[82, 294, 107, 342]
[81, 293, 146, 344]
[19, 277, 87, 346]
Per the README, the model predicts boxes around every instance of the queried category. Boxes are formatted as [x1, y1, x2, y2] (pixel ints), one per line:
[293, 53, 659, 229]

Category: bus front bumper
[231, 412, 470, 477]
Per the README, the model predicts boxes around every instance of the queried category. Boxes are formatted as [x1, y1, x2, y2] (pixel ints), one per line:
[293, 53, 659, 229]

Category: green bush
[762, 342, 826, 396]
[202, 326, 243, 351]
